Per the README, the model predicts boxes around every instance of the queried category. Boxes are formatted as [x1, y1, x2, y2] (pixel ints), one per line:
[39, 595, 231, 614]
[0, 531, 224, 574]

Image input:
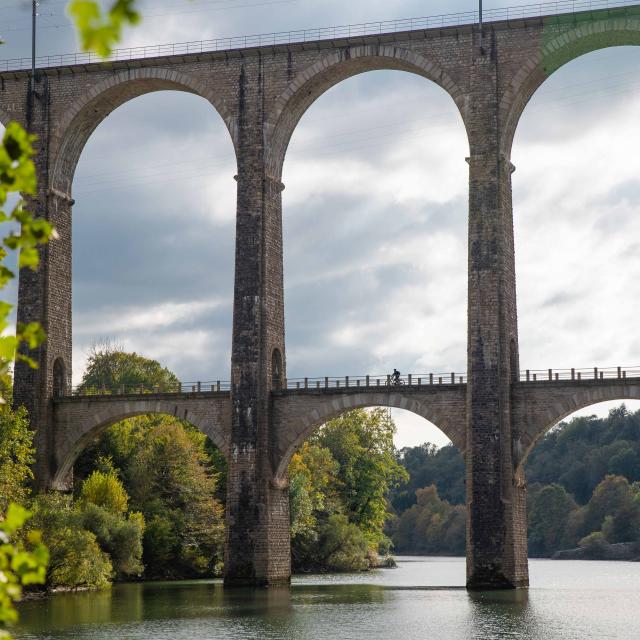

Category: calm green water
[14, 557, 640, 639]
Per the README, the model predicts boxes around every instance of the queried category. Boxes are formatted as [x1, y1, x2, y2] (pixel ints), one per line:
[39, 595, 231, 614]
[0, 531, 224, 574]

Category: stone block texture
[5, 4, 640, 589]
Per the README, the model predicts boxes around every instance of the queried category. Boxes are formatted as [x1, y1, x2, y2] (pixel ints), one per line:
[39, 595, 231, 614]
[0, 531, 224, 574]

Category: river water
[14, 557, 640, 639]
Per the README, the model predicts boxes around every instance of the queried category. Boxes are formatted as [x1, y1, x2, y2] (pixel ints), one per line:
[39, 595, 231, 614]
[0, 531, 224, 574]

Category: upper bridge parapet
[1, 0, 638, 75]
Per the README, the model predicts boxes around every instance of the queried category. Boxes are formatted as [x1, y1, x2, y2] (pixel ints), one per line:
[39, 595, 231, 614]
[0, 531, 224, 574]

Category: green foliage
[32, 475, 145, 588]
[288, 410, 407, 572]
[311, 409, 408, 549]
[392, 485, 465, 556]
[76, 413, 225, 579]
[0, 124, 55, 388]
[391, 443, 465, 512]
[526, 405, 640, 504]
[316, 515, 369, 572]
[0, 406, 34, 515]
[578, 531, 608, 558]
[78, 343, 179, 393]
[0, 504, 48, 638]
[80, 504, 144, 579]
[68, 1, 141, 56]
[80, 469, 129, 514]
[527, 483, 577, 556]
[130, 418, 224, 578]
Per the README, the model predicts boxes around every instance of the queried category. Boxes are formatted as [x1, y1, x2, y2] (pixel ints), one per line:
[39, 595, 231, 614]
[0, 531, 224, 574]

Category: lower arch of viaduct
[513, 381, 640, 469]
[272, 387, 467, 482]
[51, 394, 232, 490]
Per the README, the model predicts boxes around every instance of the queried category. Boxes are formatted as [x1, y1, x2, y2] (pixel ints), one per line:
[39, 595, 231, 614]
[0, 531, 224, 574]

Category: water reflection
[466, 590, 540, 639]
[14, 559, 640, 640]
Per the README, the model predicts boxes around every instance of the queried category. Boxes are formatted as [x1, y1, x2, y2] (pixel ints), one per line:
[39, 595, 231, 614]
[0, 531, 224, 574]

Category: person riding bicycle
[392, 368, 401, 385]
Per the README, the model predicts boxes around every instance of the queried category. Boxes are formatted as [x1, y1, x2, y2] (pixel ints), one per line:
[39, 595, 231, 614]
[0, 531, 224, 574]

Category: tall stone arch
[50, 67, 238, 195]
[265, 44, 469, 179]
[500, 11, 640, 157]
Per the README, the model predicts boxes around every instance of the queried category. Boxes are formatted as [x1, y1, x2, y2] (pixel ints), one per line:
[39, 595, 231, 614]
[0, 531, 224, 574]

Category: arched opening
[69, 410, 227, 580]
[70, 89, 236, 386]
[272, 348, 283, 389]
[52, 357, 67, 398]
[286, 405, 465, 578]
[512, 46, 640, 369]
[521, 401, 640, 561]
[510, 338, 519, 383]
[281, 66, 469, 442]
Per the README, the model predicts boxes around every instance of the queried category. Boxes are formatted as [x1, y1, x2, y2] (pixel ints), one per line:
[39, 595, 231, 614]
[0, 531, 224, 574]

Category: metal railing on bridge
[280, 373, 467, 390]
[520, 365, 640, 382]
[1, 0, 638, 73]
[66, 380, 231, 397]
[60, 365, 640, 397]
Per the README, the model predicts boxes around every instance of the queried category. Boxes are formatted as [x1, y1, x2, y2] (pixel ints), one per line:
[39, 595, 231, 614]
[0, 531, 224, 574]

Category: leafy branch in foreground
[0, 124, 56, 390]
[68, 1, 142, 56]
[0, 505, 49, 639]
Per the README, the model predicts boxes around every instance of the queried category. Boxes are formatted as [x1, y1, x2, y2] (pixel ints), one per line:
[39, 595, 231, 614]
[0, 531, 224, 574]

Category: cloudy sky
[1, 0, 639, 447]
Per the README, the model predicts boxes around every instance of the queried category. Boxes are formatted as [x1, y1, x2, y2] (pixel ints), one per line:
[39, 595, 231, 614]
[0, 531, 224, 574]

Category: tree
[78, 342, 179, 393]
[80, 468, 129, 514]
[312, 409, 408, 551]
[129, 418, 224, 578]
[527, 483, 577, 556]
[30, 494, 112, 590]
[392, 485, 465, 555]
[79, 468, 145, 578]
[77, 412, 225, 579]
[391, 442, 465, 512]
[0, 406, 34, 515]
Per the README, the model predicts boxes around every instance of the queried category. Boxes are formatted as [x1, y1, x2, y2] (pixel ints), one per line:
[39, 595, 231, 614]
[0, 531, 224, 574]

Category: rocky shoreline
[553, 542, 640, 561]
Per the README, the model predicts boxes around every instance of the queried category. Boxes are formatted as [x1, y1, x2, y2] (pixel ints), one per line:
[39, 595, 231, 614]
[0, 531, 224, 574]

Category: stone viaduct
[3, 2, 640, 589]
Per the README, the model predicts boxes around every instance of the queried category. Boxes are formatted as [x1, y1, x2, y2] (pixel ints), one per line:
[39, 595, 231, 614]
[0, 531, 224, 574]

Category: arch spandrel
[265, 44, 470, 179]
[272, 389, 467, 482]
[501, 11, 640, 157]
[49, 67, 238, 195]
[52, 397, 231, 490]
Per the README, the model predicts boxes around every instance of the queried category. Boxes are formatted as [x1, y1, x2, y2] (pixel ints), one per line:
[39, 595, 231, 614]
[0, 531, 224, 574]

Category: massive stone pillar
[465, 32, 528, 589]
[224, 62, 290, 587]
[13, 76, 72, 489]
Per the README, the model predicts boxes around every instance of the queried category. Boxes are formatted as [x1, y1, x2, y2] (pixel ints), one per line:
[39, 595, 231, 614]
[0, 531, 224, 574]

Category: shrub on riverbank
[30, 470, 145, 589]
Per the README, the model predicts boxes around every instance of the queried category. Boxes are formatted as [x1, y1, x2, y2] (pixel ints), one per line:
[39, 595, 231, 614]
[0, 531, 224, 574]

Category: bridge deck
[2, 0, 638, 75]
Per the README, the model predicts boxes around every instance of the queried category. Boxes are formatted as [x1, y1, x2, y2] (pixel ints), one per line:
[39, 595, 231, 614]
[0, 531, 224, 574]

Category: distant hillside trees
[391, 406, 640, 557]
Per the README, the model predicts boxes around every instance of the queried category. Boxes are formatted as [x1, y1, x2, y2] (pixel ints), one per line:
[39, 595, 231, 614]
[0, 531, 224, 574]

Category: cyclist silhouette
[392, 368, 401, 385]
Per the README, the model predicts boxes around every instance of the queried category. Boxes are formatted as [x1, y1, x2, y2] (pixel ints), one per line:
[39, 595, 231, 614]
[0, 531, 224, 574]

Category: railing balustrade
[60, 364, 640, 398]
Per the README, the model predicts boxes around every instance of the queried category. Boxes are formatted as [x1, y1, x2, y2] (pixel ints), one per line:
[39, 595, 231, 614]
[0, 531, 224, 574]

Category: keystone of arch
[265, 44, 468, 179]
[500, 14, 640, 158]
[49, 67, 238, 195]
